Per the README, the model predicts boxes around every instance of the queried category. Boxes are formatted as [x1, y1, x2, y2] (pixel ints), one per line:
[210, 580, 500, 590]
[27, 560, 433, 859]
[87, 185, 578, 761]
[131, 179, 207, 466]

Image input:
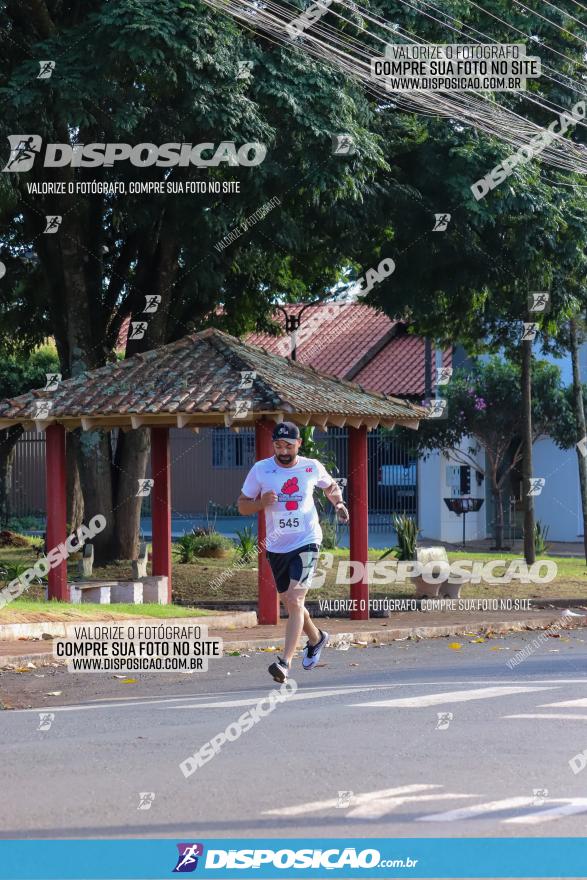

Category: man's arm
[323, 481, 350, 523]
[237, 491, 278, 515]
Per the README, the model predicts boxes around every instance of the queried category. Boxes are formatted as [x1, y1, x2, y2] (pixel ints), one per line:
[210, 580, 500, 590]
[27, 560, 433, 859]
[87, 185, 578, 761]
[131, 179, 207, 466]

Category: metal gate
[315, 427, 417, 529]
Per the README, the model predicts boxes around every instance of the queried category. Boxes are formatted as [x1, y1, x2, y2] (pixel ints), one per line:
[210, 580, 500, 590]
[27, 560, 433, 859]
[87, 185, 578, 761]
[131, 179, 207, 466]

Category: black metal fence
[8, 426, 418, 529]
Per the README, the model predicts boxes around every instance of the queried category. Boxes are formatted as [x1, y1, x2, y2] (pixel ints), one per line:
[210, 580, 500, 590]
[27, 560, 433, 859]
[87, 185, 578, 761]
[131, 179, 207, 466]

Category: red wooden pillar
[255, 418, 279, 625]
[46, 424, 68, 601]
[348, 425, 369, 620]
[151, 427, 172, 603]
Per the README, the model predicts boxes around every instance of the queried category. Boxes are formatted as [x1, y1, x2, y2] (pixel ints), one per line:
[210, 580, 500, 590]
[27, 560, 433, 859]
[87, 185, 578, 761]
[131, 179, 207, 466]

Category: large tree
[0, 0, 388, 561]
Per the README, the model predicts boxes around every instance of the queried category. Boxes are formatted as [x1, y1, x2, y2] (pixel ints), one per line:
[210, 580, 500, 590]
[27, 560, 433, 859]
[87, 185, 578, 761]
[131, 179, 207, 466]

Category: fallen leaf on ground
[448, 642, 462, 650]
[227, 651, 241, 656]
[470, 638, 485, 643]
[120, 678, 136, 684]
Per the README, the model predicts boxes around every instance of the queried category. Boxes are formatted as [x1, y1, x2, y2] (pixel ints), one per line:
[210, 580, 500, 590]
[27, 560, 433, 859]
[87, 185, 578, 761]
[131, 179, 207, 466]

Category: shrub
[534, 520, 550, 555]
[235, 526, 257, 562]
[380, 514, 419, 561]
[320, 517, 338, 550]
[173, 532, 234, 563]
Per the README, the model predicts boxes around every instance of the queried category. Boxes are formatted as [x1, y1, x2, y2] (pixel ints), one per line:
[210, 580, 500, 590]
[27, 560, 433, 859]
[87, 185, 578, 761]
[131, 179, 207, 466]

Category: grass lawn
[1, 541, 586, 618]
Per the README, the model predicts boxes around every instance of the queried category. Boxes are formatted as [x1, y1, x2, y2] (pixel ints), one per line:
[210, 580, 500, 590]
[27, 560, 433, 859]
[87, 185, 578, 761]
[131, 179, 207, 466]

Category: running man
[238, 421, 349, 683]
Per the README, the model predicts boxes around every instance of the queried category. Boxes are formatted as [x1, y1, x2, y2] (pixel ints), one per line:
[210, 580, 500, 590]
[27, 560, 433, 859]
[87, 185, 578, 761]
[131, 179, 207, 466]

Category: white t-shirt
[241, 455, 333, 553]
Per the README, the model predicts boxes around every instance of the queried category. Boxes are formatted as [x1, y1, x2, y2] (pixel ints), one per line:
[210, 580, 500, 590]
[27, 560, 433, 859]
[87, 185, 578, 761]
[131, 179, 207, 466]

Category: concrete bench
[414, 547, 457, 599]
[67, 576, 168, 605]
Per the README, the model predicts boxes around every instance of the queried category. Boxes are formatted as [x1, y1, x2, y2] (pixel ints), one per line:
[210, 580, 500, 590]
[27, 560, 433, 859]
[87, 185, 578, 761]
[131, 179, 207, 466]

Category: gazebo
[0, 328, 426, 623]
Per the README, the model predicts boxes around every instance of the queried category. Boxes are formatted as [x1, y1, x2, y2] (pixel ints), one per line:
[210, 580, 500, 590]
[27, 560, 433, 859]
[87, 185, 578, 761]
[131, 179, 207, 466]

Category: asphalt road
[2, 628, 587, 839]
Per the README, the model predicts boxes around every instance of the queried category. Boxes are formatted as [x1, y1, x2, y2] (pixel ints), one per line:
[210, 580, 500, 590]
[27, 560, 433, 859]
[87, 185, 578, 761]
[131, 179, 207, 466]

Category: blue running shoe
[302, 629, 329, 670]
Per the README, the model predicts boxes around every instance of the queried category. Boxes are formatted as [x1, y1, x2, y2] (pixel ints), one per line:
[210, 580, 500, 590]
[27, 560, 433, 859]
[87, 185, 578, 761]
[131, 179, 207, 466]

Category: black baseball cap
[272, 421, 301, 443]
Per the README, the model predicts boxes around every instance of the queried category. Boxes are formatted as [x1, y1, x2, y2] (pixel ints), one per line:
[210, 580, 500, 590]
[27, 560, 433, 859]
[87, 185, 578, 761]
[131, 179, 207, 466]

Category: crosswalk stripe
[168, 687, 371, 710]
[505, 800, 587, 824]
[539, 698, 587, 708]
[347, 793, 476, 819]
[418, 797, 536, 822]
[350, 686, 557, 709]
[264, 785, 441, 817]
[505, 713, 587, 720]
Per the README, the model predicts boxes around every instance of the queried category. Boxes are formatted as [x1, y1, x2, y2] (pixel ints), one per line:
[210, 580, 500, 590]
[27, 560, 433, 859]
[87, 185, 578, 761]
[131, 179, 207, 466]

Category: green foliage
[235, 526, 257, 561]
[319, 517, 338, 550]
[5, 516, 44, 533]
[401, 357, 570, 461]
[534, 521, 550, 556]
[380, 514, 419, 561]
[173, 532, 233, 563]
[0, 345, 60, 398]
[300, 427, 339, 518]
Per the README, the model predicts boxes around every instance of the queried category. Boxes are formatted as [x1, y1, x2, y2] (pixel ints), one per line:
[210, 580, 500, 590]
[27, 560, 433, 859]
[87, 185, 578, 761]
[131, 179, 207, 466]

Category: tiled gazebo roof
[0, 328, 426, 431]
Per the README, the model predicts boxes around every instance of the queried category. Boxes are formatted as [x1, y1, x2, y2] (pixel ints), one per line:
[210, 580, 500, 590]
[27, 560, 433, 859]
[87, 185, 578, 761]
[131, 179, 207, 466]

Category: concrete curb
[0, 611, 257, 643]
[220, 613, 587, 652]
[1, 612, 584, 668]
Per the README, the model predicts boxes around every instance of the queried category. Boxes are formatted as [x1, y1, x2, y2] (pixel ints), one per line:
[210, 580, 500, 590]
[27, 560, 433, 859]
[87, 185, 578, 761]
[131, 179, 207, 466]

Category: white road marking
[418, 797, 536, 822]
[539, 698, 587, 708]
[13, 679, 585, 714]
[169, 688, 367, 710]
[505, 713, 587, 721]
[264, 785, 475, 818]
[350, 686, 558, 708]
[505, 800, 587, 824]
[346, 792, 476, 820]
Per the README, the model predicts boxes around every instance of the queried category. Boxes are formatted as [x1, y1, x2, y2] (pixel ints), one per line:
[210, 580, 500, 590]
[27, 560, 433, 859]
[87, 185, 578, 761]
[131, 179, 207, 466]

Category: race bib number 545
[274, 513, 304, 533]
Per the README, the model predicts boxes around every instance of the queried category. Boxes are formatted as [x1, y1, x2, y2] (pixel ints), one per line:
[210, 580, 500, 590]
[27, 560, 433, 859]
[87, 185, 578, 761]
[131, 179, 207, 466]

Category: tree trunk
[71, 430, 117, 563]
[0, 426, 23, 526]
[570, 318, 587, 563]
[66, 431, 84, 531]
[493, 485, 504, 551]
[521, 338, 535, 564]
[113, 428, 151, 560]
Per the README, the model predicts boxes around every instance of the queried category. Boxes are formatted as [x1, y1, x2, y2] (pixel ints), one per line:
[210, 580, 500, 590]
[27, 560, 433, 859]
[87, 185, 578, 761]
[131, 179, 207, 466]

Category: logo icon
[527, 477, 545, 497]
[136, 478, 154, 497]
[44, 215, 62, 234]
[173, 843, 204, 872]
[332, 134, 356, 156]
[3, 135, 42, 172]
[337, 790, 354, 808]
[528, 291, 550, 313]
[37, 712, 55, 731]
[37, 60, 56, 79]
[280, 476, 301, 510]
[129, 321, 148, 340]
[143, 294, 161, 313]
[433, 213, 451, 231]
[436, 711, 453, 730]
[137, 792, 155, 810]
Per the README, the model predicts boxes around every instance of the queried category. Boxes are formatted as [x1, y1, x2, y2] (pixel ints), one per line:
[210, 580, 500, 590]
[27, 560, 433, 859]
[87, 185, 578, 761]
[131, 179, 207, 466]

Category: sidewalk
[1, 608, 585, 668]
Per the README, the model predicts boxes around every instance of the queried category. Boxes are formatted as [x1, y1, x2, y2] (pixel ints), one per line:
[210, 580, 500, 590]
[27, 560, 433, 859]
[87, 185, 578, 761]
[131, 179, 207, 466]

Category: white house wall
[418, 439, 488, 543]
[532, 438, 582, 543]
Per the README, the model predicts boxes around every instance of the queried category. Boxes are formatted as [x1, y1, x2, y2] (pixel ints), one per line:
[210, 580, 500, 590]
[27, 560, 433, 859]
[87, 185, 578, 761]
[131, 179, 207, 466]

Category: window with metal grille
[212, 428, 255, 468]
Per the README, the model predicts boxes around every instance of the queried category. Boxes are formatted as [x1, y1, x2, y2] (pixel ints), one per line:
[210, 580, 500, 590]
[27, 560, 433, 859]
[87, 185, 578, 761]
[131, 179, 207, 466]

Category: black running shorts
[266, 542, 320, 593]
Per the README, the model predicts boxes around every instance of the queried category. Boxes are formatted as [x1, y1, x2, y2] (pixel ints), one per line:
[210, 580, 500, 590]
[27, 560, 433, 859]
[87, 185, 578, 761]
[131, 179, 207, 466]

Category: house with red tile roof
[11, 303, 490, 545]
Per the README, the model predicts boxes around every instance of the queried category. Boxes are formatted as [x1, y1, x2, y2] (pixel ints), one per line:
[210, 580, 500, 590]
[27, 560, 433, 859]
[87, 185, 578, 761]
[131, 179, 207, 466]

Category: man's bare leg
[279, 580, 321, 666]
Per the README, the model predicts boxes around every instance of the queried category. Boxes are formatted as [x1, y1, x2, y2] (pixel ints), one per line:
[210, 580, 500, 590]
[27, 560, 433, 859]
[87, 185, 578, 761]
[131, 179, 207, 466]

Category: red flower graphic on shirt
[281, 476, 300, 510]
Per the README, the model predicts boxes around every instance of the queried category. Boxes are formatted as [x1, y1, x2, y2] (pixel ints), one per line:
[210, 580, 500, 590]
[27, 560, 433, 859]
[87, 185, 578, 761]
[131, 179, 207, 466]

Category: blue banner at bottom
[0, 837, 586, 879]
